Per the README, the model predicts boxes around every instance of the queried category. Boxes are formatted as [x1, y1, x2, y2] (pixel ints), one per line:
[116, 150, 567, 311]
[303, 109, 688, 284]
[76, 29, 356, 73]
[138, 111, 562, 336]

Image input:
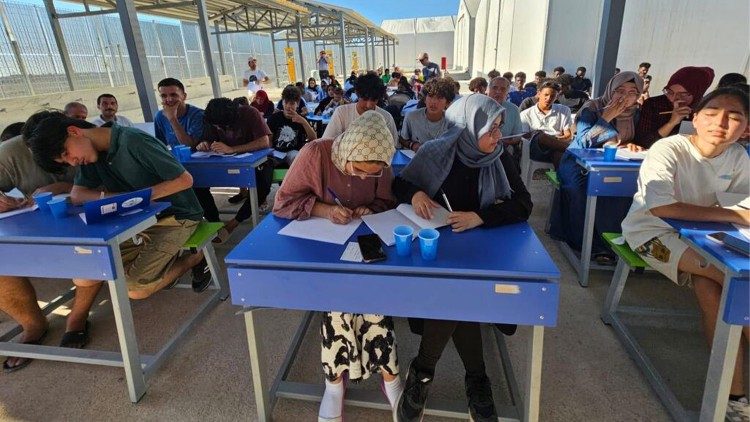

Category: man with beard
[91, 94, 133, 127]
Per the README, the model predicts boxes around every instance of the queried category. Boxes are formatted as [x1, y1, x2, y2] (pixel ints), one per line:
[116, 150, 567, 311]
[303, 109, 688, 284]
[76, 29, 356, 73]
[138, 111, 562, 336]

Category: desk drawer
[587, 169, 639, 197]
[0, 243, 115, 280]
[184, 164, 255, 188]
[724, 277, 749, 325]
[228, 268, 559, 327]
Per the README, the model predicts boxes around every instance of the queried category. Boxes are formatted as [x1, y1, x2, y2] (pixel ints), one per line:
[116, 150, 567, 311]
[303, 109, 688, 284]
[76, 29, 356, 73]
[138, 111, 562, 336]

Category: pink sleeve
[272, 142, 325, 220]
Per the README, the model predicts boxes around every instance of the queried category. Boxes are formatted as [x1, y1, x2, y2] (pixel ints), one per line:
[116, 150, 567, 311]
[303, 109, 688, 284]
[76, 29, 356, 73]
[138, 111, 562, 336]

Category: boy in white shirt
[519, 79, 572, 168]
[621, 86, 750, 419]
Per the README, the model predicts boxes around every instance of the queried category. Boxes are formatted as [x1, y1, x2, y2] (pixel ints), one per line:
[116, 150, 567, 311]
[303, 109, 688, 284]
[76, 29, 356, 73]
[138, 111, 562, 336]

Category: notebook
[361, 204, 450, 246]
[81, 188, 152, 224]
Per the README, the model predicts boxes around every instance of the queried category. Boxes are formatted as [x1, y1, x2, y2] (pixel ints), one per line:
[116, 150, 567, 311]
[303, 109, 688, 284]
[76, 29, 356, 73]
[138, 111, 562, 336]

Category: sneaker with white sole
[727, 396, 749, 422]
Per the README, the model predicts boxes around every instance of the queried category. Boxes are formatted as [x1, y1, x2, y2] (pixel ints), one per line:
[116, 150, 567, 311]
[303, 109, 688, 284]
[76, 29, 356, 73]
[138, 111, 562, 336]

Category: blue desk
[226, 215, 560, 421]
[564, 148, 642, 287]
[391, 150, 412, 175]
[181, 148, 272, 227]
[0, 203, 225, 403]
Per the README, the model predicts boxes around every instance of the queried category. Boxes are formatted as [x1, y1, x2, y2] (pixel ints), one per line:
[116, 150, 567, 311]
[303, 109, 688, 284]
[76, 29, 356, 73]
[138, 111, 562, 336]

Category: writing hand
[411, 191, 440, 220]
[446, 211, 483, 232]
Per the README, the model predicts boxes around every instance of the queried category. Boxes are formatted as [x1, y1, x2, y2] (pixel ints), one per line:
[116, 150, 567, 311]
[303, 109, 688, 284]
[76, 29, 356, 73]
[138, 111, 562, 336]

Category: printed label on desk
[603, 176, 622, 183]
[227, 169, 240, 174]
[494, 284, 520, 294]
[74, 246, 93, 255]
[122, 197, 143, 208]
[101, 203, 117, 214]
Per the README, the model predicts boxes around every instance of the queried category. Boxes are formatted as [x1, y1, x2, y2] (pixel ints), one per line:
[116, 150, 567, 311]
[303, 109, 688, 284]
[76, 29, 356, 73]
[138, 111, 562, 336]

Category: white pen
[440, 189, 454, 212]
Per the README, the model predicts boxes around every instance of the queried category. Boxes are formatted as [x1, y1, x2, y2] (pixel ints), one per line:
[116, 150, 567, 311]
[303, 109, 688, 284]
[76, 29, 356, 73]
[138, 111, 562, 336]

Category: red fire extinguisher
[441, 57, 447, 70]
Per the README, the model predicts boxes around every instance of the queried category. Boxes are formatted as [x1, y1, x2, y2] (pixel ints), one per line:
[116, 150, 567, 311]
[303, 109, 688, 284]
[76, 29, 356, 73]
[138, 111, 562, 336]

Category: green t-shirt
[74, 126, 203, 221]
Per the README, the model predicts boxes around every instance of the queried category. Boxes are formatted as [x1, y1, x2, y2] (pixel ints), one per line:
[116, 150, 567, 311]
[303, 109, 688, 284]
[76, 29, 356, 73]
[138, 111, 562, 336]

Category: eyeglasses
[662, 88, 692, 100]
[346, 162, 383, 178]
[489, 121, 504, 137]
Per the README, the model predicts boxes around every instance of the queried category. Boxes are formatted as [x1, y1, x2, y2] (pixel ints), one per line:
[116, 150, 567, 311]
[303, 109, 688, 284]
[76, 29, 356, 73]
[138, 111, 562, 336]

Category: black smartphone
[707, 232, 750, 256]
[357, 234, 386, 263]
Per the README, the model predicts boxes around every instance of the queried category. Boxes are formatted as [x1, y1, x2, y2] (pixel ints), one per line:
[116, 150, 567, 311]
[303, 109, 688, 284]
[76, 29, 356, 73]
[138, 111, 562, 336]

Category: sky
[305, 0, 458, 25]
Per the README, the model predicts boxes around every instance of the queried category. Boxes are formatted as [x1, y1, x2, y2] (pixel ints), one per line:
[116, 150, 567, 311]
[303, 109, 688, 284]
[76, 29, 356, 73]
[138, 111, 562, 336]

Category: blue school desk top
[667, 219, 750, 276]
[391, 150, 412, 169]
[0, 202, 170, 245]
[181, 148, 272, 165]
[226, 215, 560, 280]
[568, 148, 643, 170]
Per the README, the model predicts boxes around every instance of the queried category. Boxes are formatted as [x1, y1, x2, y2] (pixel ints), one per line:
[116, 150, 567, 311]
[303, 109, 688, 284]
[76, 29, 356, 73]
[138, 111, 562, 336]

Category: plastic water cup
[393, 225, 414, 256]
[47, 197, 69, 219]
[32, 192, 54, 212]
[603, 143, 617, 162]
[178, 146, 192, 161]
[170, 146, 180, 160]
[418, 228, 440, 261]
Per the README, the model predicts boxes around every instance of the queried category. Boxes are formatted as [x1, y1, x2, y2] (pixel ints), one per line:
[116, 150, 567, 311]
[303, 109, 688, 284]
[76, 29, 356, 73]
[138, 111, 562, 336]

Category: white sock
[383, 376, 403, 409]
[319, 378, 345, 419]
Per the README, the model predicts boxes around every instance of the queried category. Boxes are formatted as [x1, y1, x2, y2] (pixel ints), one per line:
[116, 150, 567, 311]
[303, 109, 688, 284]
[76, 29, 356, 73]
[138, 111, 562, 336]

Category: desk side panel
[0, 243, 115, 280]
[725, 278, 749, 326]
[587, 168, 639, 197]
[228, 268, 559, 327]
[183, 164, 255, 188]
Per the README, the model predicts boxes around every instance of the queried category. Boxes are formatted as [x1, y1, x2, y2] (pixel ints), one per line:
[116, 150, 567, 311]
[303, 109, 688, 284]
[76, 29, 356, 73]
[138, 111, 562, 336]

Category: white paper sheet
[271, 150, 288, 160]
[191, 151, 237, 158]
[400, 149, 416, 159]
[361, 209, 419, 246]
[339, 242, 363, 262]
[5, 188, 24, 199]
[0, 204, 38, 220]
[716, 191, 750, 210]
[615, 149, 647, 161]
[396, 203, 450, 230]
[278, 217, 361, 244]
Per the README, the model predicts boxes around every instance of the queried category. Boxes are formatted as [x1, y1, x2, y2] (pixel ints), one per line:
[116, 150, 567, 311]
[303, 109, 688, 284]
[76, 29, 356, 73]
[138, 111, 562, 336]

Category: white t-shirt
[322, 103, 399, 148]
[519, 103, 571, 135]
[622, 135, 750, 249]
[90, 114, 134, 127]
[243, 69, 268, 93]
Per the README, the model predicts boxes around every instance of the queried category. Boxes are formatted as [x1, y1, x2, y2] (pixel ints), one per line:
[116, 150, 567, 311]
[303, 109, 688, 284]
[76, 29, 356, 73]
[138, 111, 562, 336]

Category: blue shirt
[422, 61, 441, 81]
[507, 88, 535, 107]
[154, 104, 204, 148]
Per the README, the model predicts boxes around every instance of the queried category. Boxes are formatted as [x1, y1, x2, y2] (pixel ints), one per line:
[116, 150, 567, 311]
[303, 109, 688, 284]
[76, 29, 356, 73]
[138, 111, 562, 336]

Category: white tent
[380, 16, 456, 70]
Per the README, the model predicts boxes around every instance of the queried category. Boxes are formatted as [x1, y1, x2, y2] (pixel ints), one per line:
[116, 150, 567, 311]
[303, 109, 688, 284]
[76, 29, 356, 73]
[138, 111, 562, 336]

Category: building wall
[542, 0, 602, 77]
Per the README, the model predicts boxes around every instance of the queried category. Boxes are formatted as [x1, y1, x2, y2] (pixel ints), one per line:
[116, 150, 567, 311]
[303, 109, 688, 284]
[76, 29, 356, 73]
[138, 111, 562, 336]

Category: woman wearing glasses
[392, 94, 532, 422]
[549, 71, 643, 265]
[272, 111, 402, 422]
[635, 66, 714, 148]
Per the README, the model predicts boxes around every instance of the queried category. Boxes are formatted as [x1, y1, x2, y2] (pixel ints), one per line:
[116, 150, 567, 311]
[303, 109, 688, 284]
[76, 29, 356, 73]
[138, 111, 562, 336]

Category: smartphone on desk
[357, 234, 387, 263]
[707, 232, 750, 256]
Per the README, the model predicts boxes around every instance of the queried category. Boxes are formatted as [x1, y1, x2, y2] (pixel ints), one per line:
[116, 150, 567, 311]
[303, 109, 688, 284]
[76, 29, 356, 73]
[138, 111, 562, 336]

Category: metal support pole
[42, 0, 75, 90]
[593, 0, 626, 97]
[382, 37, 387, 69]
[196, 0, 222, 98]
[295, 17, 306, 81]
[179, 23, 193, 78]
[34, 6, 61, 89]
[370, 30, 376, 69]
[94, 19, 115, 87]
[339, 13, 347, 76]
[0, 2, 34, 95]
[270, 31, 281, 88]
[116, 0, 158, 122]
[214, 22, 226, 75]
[153, 21, 169, 79]
[364, 27, 370, 70]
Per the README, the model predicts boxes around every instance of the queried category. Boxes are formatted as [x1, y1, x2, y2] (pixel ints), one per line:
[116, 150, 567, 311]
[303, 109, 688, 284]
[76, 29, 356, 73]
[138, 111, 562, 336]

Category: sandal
[3, 328, 49, 373]
[60, 320, 90, 349]
[211, 227, 231, 244]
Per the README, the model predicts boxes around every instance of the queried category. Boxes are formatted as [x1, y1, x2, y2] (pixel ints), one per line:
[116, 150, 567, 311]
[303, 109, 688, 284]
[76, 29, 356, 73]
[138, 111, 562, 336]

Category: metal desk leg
[107, 248, 146, 403]
[249, 186, 259, 227]
[601, 260, 629, 324]
[524, 326, 544, 422]
[578, 194, 597, 287]
[699, 274, 742, 422]
[245, 309, 271, 421]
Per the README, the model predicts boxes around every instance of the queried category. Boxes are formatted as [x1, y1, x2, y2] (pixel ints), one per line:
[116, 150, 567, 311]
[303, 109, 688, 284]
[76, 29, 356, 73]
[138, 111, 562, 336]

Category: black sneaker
[191, 258, 212, 292]
[227, 191, 247, 204]
[465, 374, 498, 422]
[396, 360, 432, 422]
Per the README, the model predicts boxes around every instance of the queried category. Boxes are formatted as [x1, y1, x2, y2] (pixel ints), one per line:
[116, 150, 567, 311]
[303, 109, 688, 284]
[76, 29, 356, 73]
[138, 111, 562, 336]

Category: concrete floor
[2, 175, 729, 422]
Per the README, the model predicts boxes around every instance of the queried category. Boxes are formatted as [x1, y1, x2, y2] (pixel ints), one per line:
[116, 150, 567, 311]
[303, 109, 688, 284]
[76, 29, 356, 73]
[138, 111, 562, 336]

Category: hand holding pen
[326, 187, 353, 224]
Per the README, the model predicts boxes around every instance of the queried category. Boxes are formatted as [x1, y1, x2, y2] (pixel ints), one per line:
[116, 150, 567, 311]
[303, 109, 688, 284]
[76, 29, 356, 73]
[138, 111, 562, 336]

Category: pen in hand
[440, 189, 454, 212]
[326, 187, 345, 208]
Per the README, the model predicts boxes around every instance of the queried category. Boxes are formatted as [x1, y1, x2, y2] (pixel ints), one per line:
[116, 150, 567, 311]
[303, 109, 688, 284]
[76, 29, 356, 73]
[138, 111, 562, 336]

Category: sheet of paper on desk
[396, 203, 450, 230]
[278, 217, 362, 244]
[615, 149, 647, 161]
[191, 151, 236, 158]
[400, 149, 416, 159]
[340, 242, 363, 262]
[233, 152, 252, 158]
[361, 204, 449, 246]
[0, 204, 38, 220]
[271, 150, 287, 160]
[5, 188, 24, 199]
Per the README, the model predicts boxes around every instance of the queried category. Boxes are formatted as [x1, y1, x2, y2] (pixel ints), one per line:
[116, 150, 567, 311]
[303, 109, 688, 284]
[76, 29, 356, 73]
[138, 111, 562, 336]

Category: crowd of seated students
[1, 59, 748, 421]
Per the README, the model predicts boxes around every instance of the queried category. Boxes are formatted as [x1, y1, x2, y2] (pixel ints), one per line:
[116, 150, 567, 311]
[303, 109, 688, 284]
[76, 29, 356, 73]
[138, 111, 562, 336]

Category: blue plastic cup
[32, 192, 54, 212]
[418, 228, 440, 261]
[170, 146, 180, 160]
[393, 225, 414, 256]
[47, 197, 69, 219]
[178, 146, 192, 161]
[603, 143, 617, 162]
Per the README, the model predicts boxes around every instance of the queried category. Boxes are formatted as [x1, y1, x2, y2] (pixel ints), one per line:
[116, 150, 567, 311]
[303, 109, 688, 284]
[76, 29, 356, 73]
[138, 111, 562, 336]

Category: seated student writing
[28, 115, 211, 300]
[392, 94, 532, 422]
[272, 111, 402, 422]
[519, 79, 573, 168]
[622, 85, 750, 418]
[267, 85, 317, 168]
[198, 97, 273, 239]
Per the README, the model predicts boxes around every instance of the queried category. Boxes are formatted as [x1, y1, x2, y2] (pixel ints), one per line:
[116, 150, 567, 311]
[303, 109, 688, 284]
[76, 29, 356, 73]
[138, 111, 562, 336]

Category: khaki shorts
[634, 232, 692, 286]
[120, 216, 198, 291]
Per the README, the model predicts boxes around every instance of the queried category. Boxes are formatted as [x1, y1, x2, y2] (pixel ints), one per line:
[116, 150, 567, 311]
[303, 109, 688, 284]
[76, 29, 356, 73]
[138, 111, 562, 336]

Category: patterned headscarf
[582, 71, 643, 142]
[398, 93, 512, 208]
[331, 110, 396, 173]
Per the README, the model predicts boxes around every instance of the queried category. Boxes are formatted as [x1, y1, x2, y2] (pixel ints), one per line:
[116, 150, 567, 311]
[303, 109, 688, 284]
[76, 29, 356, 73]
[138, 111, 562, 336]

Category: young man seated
[198, 97, 274, 237]
[398, 77, 456, 151]
[267, 85, 317, 168]
[519, 79, 573, 168]
[28, 115, 211, 301]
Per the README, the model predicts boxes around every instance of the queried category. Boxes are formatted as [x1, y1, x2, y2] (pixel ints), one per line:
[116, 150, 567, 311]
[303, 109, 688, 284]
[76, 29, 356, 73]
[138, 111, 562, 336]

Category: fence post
[0, 2, 34, 95]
